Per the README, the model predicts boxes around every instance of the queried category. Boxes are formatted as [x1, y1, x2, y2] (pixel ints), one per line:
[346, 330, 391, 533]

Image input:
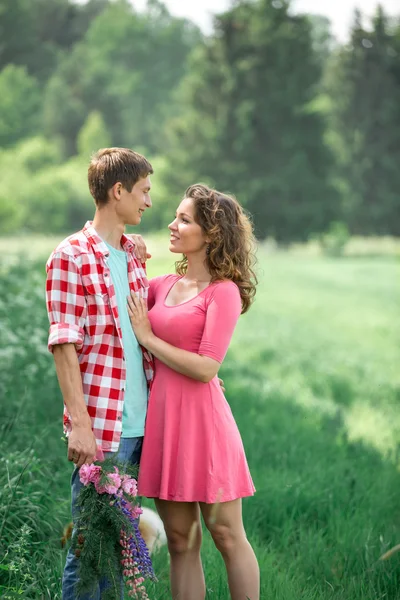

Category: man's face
[117, 175, 152, 225]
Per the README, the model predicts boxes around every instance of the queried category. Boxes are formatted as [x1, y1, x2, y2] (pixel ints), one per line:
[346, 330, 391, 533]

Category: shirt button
[117, 416, 122, 421]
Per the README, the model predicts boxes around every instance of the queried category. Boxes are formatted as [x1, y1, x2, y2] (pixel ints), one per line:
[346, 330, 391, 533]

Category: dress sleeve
[198, 281, 242, 363]
[45, 251, 86, 352]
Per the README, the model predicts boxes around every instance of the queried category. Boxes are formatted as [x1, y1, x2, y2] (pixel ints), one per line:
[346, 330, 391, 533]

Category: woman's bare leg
[201, 498, 259, 600]
[155, 499, 206, 600]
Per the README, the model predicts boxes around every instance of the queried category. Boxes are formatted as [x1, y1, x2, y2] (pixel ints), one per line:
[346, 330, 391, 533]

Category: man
[45, 147, 153, 599]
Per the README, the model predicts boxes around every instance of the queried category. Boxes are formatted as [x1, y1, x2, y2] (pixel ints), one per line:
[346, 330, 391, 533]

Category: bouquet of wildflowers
[71, 459, 155, 599]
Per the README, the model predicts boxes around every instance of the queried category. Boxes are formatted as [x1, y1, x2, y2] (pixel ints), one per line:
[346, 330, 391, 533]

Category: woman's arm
[127, 293, 219, 383]
[147, 335, 219, 383]
[127, 281, 241, 383]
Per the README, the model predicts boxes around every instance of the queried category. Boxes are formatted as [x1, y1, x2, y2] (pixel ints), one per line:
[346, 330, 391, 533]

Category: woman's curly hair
[175, 183, 258, 314]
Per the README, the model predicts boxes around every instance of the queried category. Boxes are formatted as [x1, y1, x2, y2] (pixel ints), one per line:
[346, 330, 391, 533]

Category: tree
[0, 65, 40, 147]
[307, 14, 336, 68]
[0, 0, 110, 82]
[165, 0, 338, 241]
[43, 0, 201, 156]
[326, 6, 400, 235]
[77, 111, 112, 159]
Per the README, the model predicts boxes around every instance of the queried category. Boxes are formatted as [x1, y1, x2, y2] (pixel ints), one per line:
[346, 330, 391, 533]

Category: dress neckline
[164, 275, 213, 308]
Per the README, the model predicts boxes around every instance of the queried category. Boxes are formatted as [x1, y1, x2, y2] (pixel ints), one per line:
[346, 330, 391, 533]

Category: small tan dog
[139, 506, 167, 554]
[61, 506, 166, 555]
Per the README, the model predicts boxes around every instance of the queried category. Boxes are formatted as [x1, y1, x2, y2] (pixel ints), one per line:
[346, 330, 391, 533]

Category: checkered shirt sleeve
[46, 251, 86, 351]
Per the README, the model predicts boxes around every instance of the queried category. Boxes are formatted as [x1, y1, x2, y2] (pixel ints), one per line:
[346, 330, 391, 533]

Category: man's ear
[111, 182, 122, 201]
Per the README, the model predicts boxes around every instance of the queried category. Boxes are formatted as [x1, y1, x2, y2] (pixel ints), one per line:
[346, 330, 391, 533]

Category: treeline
[1, 0, 399, 240]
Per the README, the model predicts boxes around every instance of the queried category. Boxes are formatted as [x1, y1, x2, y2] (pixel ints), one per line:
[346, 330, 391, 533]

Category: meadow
[0, 235, 399, 599]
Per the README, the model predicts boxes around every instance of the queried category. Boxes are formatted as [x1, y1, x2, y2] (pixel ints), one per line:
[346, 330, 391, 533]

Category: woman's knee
[209, 523, 242, 556]
[166, 523, 202, 555]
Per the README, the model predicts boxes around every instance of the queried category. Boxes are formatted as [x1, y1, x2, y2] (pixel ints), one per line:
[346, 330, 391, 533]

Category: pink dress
[137, 274, 256, 503]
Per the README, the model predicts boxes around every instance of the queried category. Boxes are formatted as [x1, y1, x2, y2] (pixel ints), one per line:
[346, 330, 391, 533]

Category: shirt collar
[83, 221, 135, 258]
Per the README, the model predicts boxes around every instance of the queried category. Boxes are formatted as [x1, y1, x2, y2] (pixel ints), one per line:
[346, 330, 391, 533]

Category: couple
[45, 147, 260, 600]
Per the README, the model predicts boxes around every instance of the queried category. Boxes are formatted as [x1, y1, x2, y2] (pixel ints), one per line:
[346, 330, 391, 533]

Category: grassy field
[0, 235, 399, 599]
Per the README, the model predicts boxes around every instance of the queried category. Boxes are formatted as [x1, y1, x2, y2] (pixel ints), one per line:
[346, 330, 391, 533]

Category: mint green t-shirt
[104, 242, 148, 437]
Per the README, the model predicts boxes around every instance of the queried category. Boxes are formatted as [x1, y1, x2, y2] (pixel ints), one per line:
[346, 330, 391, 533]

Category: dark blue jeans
[62, 436, 143, 600]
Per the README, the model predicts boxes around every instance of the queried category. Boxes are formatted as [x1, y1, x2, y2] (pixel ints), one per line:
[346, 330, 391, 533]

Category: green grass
[0, 236, 399, 598]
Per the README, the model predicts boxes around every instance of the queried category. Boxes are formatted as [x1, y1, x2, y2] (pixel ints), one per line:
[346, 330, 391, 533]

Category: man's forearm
[52, 343, 90, 427]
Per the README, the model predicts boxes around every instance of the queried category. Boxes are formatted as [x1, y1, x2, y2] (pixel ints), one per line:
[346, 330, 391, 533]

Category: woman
[127, 183, 259, 600]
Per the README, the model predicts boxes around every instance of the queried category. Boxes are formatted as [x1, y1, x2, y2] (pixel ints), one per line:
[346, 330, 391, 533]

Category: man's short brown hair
[88, 147, 153, 207]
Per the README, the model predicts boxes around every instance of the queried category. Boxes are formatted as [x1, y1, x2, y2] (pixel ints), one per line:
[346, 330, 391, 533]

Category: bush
[319, 221, 350, 257]
[18, 155, 92, 234]
[0, 66, 41, 148]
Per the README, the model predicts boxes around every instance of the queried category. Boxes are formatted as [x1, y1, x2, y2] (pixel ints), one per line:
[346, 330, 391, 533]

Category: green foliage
[25, 158, 93, 233]
[43, 0, 201, 156]
[72, 486, 124, 599]
[0, 137, 87, 234]
[318, 221, 350, 256]
[0, 0, 110, 82]
[164, 0, 339, 241]
[0, 65, 41, 147]
[0, 524, 35, 598]
[325, 6, 400, 236]
[13, 135, 62, 171]
[0, 259, 69, 599]
[77, 111, 112, 159]
[1, 248, 400, 598]
[0, 0, 399, 240]
[0, 194, 24, 235]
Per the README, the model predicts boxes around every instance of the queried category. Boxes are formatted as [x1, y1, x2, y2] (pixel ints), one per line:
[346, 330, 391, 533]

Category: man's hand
[128, 234, 151, 263]
[218, 377, 225, 394]
[67, 424, 97, 468]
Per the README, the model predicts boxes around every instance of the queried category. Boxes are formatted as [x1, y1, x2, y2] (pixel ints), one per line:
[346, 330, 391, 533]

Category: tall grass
[0, 238, 399, 598]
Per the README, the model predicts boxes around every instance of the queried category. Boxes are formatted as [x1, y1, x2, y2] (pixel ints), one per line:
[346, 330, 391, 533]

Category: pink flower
[121, 475, 138, 497]
[95, 470, 121, 495]
[108, 471, 122, 490]
[130, 505, 143, 520]
[124, 500, 142, 520]
[79, 464, 102, 486]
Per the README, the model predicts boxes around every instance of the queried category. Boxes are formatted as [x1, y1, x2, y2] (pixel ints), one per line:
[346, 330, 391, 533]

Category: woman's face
[168, 197, 209, 255]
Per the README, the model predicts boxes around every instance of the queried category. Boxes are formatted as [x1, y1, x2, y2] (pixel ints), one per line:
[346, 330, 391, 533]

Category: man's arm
[46, 251, 96, 466]
[53, 344, 97, 467]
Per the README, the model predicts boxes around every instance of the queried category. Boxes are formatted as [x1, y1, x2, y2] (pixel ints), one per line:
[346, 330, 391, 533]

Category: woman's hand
[127, 291, 153, 347]
[127, 234, 151, 263]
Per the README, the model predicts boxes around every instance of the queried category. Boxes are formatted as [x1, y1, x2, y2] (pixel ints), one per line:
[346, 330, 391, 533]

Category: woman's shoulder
[207, 279, 240, 299]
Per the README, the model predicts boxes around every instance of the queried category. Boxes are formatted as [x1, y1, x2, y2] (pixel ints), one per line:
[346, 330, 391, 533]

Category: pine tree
[327, 6, 400, 235]
[165, 0, 338, 241]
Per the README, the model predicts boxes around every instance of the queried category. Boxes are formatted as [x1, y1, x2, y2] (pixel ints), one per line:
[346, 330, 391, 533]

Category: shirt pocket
[82, 276, 114, 328]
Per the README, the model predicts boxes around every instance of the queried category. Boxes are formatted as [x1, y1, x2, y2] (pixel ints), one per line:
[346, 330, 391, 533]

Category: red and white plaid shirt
[45, 221, 154, 452]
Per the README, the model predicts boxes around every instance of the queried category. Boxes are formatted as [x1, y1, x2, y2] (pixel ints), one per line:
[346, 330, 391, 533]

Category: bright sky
[132, 0, 399, 40]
